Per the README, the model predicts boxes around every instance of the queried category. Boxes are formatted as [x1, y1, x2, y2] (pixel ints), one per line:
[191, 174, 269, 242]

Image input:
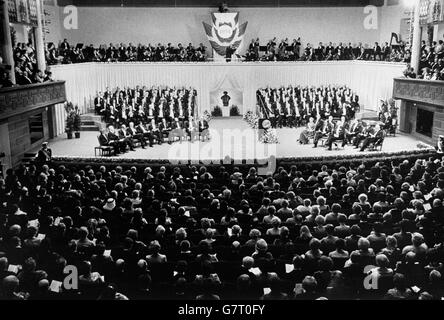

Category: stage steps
[80, 113, 103, 132]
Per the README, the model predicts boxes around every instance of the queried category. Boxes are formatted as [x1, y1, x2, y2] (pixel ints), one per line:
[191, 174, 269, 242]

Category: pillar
[410, 0, 422, 74]
[0, 0, 16, 84]
[35, 0, 46, 72]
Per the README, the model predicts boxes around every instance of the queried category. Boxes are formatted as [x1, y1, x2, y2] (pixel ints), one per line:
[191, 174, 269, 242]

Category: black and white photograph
[1, 0, 444, 311]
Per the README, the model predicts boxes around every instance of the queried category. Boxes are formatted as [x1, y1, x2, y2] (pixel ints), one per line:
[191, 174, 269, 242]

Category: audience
[13, 43, 53, 86]
[404, 40, 444, 81]
[46, 40, 208, 65]
[0, 152, 443, 300]
[45, 38, 415, 64]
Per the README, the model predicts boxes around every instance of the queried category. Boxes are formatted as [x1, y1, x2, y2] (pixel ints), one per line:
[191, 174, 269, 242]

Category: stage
[45, 118, 435, 165]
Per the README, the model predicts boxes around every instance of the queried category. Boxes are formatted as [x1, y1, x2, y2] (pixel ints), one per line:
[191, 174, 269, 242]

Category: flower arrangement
[243, 111, 259, 129]
[230, 105, 241, 117]
[211, 106, 223, 117]
[259, 129, 279, 144]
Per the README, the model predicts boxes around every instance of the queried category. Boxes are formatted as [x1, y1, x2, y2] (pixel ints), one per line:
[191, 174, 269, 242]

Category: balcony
[393, 77, 444, 107]
[0, 81, 66, 121]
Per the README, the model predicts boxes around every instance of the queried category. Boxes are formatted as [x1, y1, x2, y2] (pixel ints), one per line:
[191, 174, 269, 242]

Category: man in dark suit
[360, 124, 384, 152]
[354, 122, 371, 149]
[148, 119, 162, 145]
[35, 142, 52, 166]
[136, 122, 154, 148]
[94, 92, 104, 114]
[107, 126, 126, 153]
[118, 124, 135, 151]
[159, 118, 172, 144]
[313, 115, 325, 148]
[128, 121, 147, 149]
[98, 128, 119, 155]
[345, 119, 363, 146]
[326, 116, 346, 150]
[373, 42, 382, 61]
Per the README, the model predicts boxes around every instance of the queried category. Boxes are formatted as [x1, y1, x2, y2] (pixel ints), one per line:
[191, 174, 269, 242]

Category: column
[0, 0, 16, 84]
[410, 0, 422, 74]
[35, 0, 46, 72]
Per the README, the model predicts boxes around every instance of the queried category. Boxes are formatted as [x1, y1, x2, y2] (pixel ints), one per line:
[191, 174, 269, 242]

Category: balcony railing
[393, 77, 444, 107]
[0, 81, 66, 121]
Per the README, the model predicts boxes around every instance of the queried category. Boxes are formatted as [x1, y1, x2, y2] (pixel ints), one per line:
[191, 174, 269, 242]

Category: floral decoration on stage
[243, 111, 259, 129]
[243, 111, 279, 144]
[259, 128, 279, 144]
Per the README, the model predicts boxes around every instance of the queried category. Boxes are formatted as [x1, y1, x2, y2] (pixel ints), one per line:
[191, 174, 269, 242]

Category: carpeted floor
[47, 118, 432, 161]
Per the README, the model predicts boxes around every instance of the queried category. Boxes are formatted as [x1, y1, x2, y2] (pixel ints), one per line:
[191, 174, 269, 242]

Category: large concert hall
[1, 0, 444, 305]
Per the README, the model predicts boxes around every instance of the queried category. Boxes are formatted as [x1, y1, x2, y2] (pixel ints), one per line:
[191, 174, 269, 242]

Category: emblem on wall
[203, 12, 248, 58]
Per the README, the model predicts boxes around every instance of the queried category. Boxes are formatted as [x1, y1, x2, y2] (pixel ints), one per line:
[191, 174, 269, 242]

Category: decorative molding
[393, 78, 444, 107]
[0, 81, 66, 121]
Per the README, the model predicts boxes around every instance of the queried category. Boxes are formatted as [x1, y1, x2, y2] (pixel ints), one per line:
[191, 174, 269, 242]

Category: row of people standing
[256, 85, 360, 128]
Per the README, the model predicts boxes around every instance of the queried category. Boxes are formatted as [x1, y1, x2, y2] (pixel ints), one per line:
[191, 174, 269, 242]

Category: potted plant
[73, 107, 81, 139]
[211, 106, 223, 117]
[230, 105, 240, 117]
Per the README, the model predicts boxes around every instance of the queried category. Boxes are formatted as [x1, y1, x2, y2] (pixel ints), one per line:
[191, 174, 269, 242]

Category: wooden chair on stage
[367, 131, 386, 152]
[95, 136, 114, 157]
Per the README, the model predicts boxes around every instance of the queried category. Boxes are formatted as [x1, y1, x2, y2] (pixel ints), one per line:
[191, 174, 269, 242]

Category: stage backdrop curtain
[50, 61, 406, 136]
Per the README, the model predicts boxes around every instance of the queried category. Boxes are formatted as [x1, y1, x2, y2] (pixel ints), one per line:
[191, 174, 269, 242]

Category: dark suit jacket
[108, 132, 120, 141]
[98, 133, 109, 146]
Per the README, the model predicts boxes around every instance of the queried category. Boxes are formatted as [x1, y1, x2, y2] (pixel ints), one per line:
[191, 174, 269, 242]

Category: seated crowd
[298, 116, 393, 152]
[0, 153, 444, 300]
[95, 86, 209, 153]
[46, 40, 208, 65]
[256, 85, 360, 129]
[12, 43, 53, 86]
[404, 40, 444, 81]
[245, 38, 410, 62]
[46, 38, 412, 64]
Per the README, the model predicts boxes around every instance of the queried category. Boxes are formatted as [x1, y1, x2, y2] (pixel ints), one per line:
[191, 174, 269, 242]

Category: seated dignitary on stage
[135, 121, 155, 147]
[100, 127, 125, 154]
[360, 124, 385, 152]
[118, 124, 136, 151]
[128, 121, 148, 148]
[98, 128, 118, 155]
[313, 115, 334, 148]
[345, 119, 364, 146]
[353, 122, 371, 149]
[298, 116, 316, 145]
[148, 119, 163, 145]
[326, 116, 348, 150]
